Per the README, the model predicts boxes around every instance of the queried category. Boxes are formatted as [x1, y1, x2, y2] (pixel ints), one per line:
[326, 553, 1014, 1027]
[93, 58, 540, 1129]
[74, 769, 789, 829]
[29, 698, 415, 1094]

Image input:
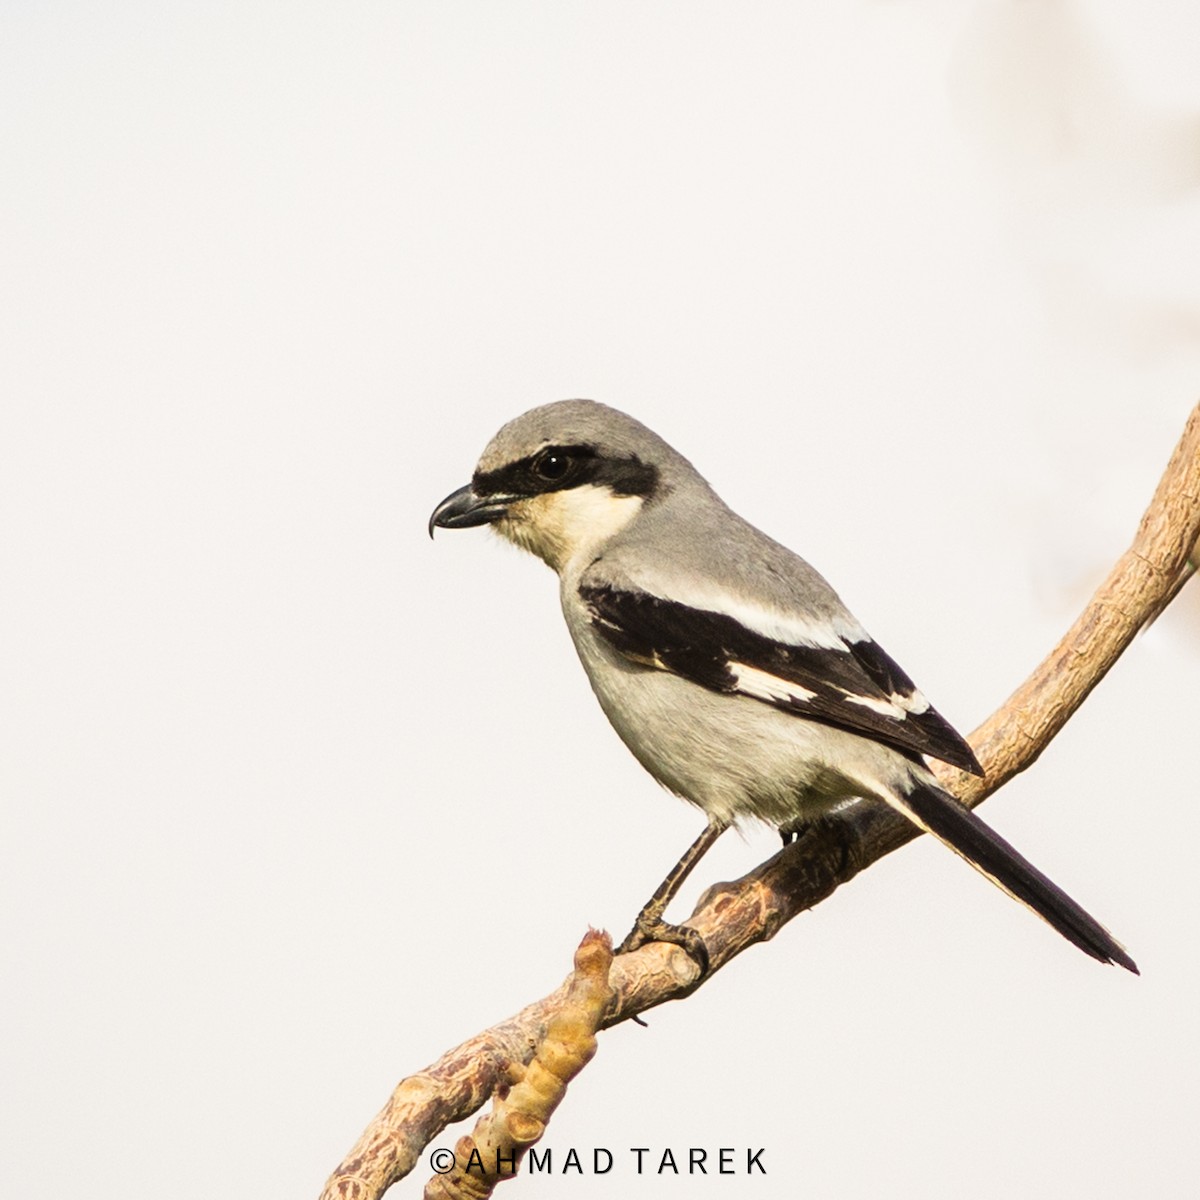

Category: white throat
[496, 484, 645, 573]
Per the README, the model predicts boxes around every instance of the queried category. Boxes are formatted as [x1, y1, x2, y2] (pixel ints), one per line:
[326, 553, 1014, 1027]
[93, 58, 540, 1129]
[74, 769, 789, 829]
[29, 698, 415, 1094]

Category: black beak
[428, 484, 512, 538]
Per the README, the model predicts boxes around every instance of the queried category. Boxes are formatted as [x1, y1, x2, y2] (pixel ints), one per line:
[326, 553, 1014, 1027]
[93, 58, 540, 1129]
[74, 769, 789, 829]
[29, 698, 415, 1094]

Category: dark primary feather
[580, 583, 983, 775]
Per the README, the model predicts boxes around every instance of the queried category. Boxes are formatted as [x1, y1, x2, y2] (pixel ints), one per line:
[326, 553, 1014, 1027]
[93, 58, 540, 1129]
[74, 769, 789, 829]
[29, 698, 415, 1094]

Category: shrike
[430, 400, 1135, 975]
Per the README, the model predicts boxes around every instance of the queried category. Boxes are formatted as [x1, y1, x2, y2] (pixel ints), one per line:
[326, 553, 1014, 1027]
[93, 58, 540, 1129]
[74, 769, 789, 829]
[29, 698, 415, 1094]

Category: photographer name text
[428, 1145, 766, 1177]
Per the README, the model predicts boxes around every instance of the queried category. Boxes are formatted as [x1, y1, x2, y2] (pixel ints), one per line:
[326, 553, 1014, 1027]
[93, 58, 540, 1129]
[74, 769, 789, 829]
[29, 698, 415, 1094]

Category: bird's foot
[617, 913, 710, 976]
[779, 814, 858, 876]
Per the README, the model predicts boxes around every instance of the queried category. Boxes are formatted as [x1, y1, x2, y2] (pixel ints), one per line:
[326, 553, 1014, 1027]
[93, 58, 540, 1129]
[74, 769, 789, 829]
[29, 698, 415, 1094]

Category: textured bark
[321, 402, 1200, 1200]
[420, 931, 614, 1199]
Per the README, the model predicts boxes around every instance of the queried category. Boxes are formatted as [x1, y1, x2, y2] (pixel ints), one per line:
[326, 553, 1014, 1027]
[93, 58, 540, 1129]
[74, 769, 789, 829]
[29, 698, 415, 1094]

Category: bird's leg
[617, 818, 727, 974]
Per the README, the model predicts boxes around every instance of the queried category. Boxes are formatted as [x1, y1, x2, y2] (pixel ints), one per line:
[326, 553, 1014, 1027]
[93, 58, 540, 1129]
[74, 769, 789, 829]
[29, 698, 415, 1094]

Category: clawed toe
[617, 915, 710, 975]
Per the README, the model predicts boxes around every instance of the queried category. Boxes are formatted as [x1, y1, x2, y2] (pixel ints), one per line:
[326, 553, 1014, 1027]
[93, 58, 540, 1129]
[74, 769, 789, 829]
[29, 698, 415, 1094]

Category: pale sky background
[3, 3, 1199, 1198]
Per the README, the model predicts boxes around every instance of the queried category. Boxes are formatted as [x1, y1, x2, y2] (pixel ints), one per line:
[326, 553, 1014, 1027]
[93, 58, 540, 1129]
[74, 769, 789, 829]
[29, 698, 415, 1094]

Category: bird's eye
[531, 450, 573, 482]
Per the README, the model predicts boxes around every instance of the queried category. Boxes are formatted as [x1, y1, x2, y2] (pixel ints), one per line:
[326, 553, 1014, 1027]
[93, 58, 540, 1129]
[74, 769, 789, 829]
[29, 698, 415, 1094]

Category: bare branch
[947, 398, 1200, 806]
[321, 401, 1200, 1199]
[420, 931, 614, 1199]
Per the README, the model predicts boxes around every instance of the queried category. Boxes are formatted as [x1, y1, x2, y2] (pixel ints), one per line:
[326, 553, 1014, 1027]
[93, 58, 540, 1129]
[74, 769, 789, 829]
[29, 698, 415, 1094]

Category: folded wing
[580, 582, 983, 775]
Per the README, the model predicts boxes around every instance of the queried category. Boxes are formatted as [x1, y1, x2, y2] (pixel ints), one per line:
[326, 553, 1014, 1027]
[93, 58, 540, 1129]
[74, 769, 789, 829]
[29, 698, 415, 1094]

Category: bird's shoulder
[582, 495, 852, 626]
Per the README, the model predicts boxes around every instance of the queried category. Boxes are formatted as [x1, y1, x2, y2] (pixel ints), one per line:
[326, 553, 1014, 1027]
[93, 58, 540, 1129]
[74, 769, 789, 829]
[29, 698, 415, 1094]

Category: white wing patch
[894, 688, 931, 715]
[734, 660, 931, 724]
[641, 577, 868, 650]
[729, 662, 818, 706]
[839, 680, 932, 720]
[845, 692, 907, 719]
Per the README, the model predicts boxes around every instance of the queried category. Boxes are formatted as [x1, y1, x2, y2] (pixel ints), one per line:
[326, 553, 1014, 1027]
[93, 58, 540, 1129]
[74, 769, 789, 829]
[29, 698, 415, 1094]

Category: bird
[429, 399, 1136, 975]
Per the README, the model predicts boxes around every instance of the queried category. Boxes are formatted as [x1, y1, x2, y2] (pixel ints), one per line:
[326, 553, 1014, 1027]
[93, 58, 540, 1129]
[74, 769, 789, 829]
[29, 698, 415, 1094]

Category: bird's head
[429, 399, 680, 572]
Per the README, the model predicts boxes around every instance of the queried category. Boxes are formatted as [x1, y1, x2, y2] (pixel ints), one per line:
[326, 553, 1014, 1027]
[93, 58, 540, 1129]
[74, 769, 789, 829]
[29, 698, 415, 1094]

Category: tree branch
[422, 931, 613, 1200]
[320, 401, 1200, 1200]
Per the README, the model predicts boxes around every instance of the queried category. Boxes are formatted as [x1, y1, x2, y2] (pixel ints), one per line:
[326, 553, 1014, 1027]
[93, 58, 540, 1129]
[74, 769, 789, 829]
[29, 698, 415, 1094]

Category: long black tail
[889, 783, 1138, 973]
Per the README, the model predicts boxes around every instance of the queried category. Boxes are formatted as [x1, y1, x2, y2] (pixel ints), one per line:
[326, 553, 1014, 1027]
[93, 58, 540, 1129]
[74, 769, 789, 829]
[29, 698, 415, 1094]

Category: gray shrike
[430, 400, 1135, 975]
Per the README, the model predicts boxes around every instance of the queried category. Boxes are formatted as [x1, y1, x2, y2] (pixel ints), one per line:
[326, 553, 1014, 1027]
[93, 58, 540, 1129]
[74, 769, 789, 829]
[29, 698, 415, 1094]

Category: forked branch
[321, 402, 1200, 1200]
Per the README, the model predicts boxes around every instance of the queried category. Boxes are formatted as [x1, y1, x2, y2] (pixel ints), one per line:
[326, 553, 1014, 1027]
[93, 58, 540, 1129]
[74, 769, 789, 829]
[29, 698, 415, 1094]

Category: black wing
[580, 583, 982, 775]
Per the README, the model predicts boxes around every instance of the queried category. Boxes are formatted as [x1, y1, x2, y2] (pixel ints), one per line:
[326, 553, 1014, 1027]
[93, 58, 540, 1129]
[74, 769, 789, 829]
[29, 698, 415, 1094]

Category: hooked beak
[428, 484, 512, 538]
